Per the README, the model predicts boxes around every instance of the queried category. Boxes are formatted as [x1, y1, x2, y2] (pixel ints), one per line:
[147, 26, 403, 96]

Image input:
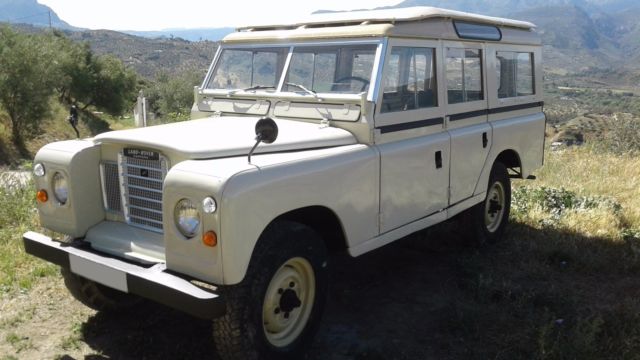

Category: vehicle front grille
[119, 154, 168, 233]
[100, 151, 169, 233]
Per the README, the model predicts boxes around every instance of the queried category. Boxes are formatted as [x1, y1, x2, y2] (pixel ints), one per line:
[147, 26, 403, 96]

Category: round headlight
[33, 163, 45, 177]
[202, 197, 217, 214]
[175, 198, 200, 238]
[52, 172, 68, 205]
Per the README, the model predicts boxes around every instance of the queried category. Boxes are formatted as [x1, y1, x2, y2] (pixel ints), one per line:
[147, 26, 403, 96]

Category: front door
[374, 39, 450, 234]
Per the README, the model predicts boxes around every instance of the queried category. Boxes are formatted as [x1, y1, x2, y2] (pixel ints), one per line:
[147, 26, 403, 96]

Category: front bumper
[23, 231, 225, 319]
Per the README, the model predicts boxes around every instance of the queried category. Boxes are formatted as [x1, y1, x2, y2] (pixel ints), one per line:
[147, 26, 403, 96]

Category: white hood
[94, 116, 356, 159]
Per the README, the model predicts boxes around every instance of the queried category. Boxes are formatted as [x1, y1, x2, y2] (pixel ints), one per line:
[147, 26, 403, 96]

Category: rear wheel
[212, 221, 328, 360]
[467, 162, 511, 244]
[61, 268, 141, 311]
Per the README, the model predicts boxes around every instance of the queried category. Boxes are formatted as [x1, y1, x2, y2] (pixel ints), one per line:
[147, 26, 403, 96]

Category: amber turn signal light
[203, 231, 217, 247]
[36, 189, 48, 203]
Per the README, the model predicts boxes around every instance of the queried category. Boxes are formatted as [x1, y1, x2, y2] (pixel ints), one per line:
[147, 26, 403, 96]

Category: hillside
[10, 24, 218, 79]
[65, 30, 217, 78]
[126, 27, 234, 42]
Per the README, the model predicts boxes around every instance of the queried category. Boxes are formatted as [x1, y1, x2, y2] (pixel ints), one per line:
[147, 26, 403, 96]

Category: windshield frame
[201, 39, 384, 102]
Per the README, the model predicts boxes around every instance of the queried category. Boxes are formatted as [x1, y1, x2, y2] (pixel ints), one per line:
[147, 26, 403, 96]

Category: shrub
[602, 116, 640, 154]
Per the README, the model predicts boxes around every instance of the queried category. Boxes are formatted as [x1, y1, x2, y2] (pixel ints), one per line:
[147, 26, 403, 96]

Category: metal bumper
[22, 231, 225, 319]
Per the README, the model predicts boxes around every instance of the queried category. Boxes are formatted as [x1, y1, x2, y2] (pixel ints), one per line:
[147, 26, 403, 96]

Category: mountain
[389, 0, 638, 16]
[0, 0, 74, 29]
[126, 28, 235, 42]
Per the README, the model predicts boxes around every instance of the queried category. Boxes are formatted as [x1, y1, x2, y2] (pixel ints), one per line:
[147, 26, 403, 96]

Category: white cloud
[38, 0, 403, 31]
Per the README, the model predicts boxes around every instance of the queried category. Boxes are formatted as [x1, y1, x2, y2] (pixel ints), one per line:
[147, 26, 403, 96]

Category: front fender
[219, 144, 379, 285]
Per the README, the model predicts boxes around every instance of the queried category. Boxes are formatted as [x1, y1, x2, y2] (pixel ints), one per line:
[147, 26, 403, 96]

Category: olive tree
[0, 27, 57, 148]
[50, 32, 138, 116]
[146, 68, 204, 120]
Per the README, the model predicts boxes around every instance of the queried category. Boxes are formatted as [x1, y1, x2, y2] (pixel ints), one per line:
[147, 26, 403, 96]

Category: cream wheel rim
[485, 181, 506, 233]
[262, 257, 315, 347]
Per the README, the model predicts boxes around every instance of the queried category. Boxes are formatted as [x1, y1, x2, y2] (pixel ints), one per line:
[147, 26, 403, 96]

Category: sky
[37, 0, 404, 31]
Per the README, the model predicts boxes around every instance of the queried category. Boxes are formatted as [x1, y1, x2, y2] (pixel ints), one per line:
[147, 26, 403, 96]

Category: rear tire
[467, 162, 511, 245]
[212, 220, 328, 360]
[61, 268, 141, 311]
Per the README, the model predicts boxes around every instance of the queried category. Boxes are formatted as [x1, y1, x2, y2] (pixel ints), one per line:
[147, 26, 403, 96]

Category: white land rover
[24, 7, 544, 359]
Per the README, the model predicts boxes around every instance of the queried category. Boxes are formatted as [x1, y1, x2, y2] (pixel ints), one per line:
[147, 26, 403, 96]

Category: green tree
[147, 68, 203, 120]
[0, 27, 57, 149]
[88, 55, 138, 115]
[49, 32, 138, 116]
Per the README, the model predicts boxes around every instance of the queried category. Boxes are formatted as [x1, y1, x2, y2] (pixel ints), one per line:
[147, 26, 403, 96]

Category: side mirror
[248, 117, 278, 163]
[255, 117, 278, 144]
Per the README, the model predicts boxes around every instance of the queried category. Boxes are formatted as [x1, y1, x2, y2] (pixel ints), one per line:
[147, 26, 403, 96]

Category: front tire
[467, 162, 511, 244]
[212, 221, 328, 360]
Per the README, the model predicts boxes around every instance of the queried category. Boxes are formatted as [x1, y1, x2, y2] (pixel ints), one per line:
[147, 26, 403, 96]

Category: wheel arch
[270, 205, 349, 254]
[495, 148, 522, 177]
[474, 148, 521, 197]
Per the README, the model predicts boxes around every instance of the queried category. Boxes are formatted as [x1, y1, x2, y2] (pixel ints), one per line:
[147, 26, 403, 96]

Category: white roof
[237, 6, 536, 31]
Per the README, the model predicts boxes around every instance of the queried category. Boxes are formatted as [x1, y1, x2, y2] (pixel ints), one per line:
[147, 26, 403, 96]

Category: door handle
[482, 132, 488, 148]
[435, 151, 442, 169]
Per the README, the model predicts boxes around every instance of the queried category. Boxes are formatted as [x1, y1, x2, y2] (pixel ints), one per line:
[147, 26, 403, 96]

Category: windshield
[205, 43, 378, 95]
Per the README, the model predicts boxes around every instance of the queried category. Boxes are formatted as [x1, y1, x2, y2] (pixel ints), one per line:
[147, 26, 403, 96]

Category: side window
[446, 48, 483, 104]
[496, 51, 534, 98]
[381, 47, 438, 113]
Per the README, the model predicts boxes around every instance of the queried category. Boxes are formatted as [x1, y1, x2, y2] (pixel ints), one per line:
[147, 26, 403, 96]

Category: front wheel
[212, 221, 328, 360]
[467, 162, 511, 244]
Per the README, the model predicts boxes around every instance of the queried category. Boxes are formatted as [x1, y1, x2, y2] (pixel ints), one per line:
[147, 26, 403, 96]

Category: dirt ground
[0, 231, 465, 360]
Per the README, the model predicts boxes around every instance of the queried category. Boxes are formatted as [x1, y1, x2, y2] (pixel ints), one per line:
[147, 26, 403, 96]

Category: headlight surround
[174, 198, 200, 238]
[52, 172, 69, 205]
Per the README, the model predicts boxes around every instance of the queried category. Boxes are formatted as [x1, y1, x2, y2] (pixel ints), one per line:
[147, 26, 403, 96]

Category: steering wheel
[332, 76, 370, 92]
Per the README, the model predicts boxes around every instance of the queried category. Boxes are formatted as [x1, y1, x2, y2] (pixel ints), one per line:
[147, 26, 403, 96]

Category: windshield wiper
[227, 85, 276, 96]
[243, 85, 276, 91]
[285, 82, 318, 98]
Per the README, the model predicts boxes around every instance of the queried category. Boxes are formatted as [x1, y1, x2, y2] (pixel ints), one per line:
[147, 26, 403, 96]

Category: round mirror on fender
[255, 117, 278, 144]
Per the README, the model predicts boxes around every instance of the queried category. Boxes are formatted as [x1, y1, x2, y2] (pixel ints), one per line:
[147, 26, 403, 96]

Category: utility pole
[48, 10, 52, 29]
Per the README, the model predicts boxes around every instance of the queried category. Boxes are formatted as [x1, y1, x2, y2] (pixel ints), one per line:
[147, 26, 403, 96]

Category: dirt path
[0, 232, 464, 360]
[0, 170, 31, 189]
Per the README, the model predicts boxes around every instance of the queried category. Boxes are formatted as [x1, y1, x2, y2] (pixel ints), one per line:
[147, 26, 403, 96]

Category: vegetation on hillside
[144, 67, 205, 122]
[0, 26, 137, 155]
[0, 26, 207, 165]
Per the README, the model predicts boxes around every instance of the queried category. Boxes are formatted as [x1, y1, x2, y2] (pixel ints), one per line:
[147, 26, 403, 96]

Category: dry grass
[439, 144, 640, 359]
[529, 144, 640, 231]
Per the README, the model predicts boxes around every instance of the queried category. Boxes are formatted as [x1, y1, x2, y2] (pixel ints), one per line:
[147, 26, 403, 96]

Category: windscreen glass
[206, 44, 378, 95]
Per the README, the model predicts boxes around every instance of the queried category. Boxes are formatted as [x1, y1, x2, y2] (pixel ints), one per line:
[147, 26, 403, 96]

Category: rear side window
[446, 48, 483, 104]
[496, 52, 534, 98]
[380, 47, 437, 113]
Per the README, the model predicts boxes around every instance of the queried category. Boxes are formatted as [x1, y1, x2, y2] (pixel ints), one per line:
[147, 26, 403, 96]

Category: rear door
[442, 41, 492, 205]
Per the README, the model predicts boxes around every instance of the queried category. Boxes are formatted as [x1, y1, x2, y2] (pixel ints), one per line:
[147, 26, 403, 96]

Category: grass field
[1, 144, 640, 359]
